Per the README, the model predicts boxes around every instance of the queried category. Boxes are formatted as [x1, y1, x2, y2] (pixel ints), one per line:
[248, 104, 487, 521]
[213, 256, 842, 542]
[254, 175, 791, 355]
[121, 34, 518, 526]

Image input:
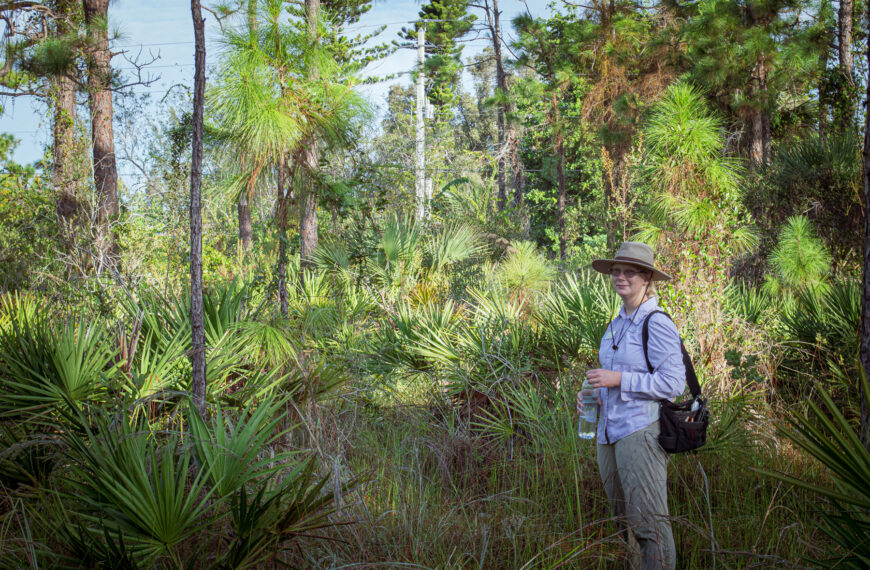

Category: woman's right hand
[576, 388, 602, 416]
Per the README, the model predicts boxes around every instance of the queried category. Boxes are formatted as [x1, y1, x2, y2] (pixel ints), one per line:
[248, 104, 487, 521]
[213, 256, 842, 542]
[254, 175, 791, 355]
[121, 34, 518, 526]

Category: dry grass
[286, 387, 829, 569]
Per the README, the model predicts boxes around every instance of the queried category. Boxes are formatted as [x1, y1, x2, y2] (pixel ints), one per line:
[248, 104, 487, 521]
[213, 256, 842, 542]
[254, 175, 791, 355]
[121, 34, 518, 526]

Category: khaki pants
[597, 421, 676, 570]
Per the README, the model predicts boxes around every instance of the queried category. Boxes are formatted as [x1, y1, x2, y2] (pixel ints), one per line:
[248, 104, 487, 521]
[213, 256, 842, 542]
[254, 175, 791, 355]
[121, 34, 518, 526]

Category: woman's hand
[586, 368, 622, 389]
[576, 386, 604, 415]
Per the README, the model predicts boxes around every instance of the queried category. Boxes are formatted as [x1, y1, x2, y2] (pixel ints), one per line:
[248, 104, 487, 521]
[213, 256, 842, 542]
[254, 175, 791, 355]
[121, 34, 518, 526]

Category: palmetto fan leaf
[538, 271, 621, 361]
[425, 223, 485, 274]
[123, 328, 188, 404]
[379, 215, 423, 267]
[61, 412, 215, 562]
[0, 319, 118, 420]
[187, 395, 297, 499]
[757, 369, 870, 568]
[0, 291, 43, 334]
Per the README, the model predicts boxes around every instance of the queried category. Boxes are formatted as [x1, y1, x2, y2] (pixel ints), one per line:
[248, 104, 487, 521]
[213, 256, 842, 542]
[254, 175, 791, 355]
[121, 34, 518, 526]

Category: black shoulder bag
[642, 310, 709, 454]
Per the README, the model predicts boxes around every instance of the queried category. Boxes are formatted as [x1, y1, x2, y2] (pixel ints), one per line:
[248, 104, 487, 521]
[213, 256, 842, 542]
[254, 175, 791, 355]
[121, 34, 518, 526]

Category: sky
[1, 0, 552, 183]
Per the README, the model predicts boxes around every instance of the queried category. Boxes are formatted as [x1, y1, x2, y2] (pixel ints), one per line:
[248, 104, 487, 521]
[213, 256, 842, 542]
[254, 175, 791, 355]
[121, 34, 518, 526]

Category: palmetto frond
[425, 223, 485, 274]
[758, 369, 870, 568]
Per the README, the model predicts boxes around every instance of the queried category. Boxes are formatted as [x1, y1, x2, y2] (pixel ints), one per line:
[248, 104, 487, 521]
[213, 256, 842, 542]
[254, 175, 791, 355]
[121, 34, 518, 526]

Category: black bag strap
[641, 310, 702, 399]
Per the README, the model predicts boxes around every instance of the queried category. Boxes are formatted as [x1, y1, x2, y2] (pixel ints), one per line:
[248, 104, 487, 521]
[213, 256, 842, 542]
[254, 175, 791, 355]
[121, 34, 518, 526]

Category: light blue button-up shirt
[596, 297, 686, 444]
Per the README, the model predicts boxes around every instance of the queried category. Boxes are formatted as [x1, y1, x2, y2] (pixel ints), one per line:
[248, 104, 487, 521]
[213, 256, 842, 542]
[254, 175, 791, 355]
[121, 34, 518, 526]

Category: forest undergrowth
[286, 380, 832, 569]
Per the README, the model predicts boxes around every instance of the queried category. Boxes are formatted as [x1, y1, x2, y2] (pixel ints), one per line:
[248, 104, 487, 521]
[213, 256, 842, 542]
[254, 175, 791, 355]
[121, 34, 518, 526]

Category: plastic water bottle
[578, 380, 598, 440]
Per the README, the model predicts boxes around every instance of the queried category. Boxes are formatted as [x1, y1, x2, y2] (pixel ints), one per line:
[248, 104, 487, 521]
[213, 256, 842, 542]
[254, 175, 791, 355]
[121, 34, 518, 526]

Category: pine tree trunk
[238, 192, 253, 250]
[276, 157, 289, 317]
[749, 108, 764, 165]
[748, 52, 770, 166]
[859, 0, 870, 448]
[299, 143, 319, 269]
[556, 132, 566, 260]
[838, 0, 855, 127]
[53, 73, 78, 235]
[819, 45, 829, 141]
[237, 0, 257, 252]
[509, 121, 522, 207]
[189, 0, 207, 418]
[489, 0, 507, 211]
[53, 0, 78, 239]
[299, 0, 320, 270]
[83, 0, 119, 267]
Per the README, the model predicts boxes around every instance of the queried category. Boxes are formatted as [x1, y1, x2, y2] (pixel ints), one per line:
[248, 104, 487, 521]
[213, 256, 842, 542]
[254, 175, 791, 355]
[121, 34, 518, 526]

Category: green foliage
[373, 300, 459, 373]
[0, 424, 57, 489]
[187, 395, 295, 498]
[759, 370, 870, 568]
[724, 281, 773, 325]
[537, 270, 621, 364]
[0, 135, 57, 291]
[765, 215, 832, 295]
[495, 241, 556, 303]
[683, 0, 819, 139]
[425, 223, 484, 275]
[635, 82, 755, 256]
[61, 411, 214, 564]
[400, 0, 476, 108]
[0, 319, 119, 420]
[763, 132, 863, 259]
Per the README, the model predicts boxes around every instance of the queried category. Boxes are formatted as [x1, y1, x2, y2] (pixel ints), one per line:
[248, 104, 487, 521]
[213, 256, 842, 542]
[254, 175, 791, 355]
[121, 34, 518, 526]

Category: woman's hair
[644, 271, 657, 298]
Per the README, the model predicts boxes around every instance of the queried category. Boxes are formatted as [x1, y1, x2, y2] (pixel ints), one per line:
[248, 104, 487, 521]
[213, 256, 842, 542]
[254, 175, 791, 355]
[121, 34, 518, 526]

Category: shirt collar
[617, 296, 659, 321]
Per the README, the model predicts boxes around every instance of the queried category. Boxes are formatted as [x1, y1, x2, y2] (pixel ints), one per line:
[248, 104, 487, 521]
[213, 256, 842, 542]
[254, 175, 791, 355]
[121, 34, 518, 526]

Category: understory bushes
[0, 224, 862, 567]
[0, 287, 342, 568]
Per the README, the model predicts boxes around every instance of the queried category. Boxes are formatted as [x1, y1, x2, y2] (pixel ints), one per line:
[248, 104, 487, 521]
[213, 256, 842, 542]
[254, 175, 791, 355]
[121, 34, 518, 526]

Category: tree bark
[838, 0, 855, 127]
[237, 0, 257, 252]
[556, 130, 566, 261]
[859, 0, 870, 448]
[819, 45, 829, 141]
[83, 0, 119, 266]
[509, 121, 522, 207]
[749, 107, 764, 165]
[190, 0, 207, 418]
[485, 0, 507, 211]
[299, 141, 319, 269]
[299, 0, 320, 270]
[53, 0, 79, 239]
[276, 156, 289, 316]
[238, 191, 253, 250]
[414, 24, 426, 220]
[748, 51, 770, 166]
[54, 74, 79, 242]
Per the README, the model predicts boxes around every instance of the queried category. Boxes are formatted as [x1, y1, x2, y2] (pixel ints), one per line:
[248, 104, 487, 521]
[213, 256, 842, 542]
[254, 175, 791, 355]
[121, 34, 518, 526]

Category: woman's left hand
[586, 368, 622, 388]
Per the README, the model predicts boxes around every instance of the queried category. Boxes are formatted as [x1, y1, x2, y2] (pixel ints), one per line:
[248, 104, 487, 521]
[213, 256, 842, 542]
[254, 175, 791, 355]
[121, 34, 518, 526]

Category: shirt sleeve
[619, 314, 687, 401]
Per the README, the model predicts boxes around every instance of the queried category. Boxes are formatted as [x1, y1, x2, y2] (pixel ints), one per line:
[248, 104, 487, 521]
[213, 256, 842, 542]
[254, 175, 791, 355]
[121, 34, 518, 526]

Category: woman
[577, 241, 685, 570]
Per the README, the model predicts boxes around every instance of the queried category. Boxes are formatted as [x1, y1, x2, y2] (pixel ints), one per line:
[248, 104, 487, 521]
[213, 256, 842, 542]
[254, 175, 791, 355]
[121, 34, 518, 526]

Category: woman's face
[610, 262, 651, 300]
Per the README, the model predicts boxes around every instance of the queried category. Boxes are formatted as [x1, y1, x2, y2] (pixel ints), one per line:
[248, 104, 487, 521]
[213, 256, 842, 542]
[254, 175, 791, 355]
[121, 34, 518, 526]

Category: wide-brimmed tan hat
[591, 241, 672, 281]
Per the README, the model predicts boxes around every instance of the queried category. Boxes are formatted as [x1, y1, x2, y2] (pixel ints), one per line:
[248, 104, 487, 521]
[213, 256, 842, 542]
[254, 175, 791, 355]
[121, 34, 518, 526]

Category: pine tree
[681, 0, 820, 166]
[83, 0, 120, 268]
[401, 0, 476, 110]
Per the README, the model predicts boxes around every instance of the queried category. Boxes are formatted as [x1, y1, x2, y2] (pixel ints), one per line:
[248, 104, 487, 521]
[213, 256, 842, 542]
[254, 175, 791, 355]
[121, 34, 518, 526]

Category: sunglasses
[609, 268, 645, 278]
